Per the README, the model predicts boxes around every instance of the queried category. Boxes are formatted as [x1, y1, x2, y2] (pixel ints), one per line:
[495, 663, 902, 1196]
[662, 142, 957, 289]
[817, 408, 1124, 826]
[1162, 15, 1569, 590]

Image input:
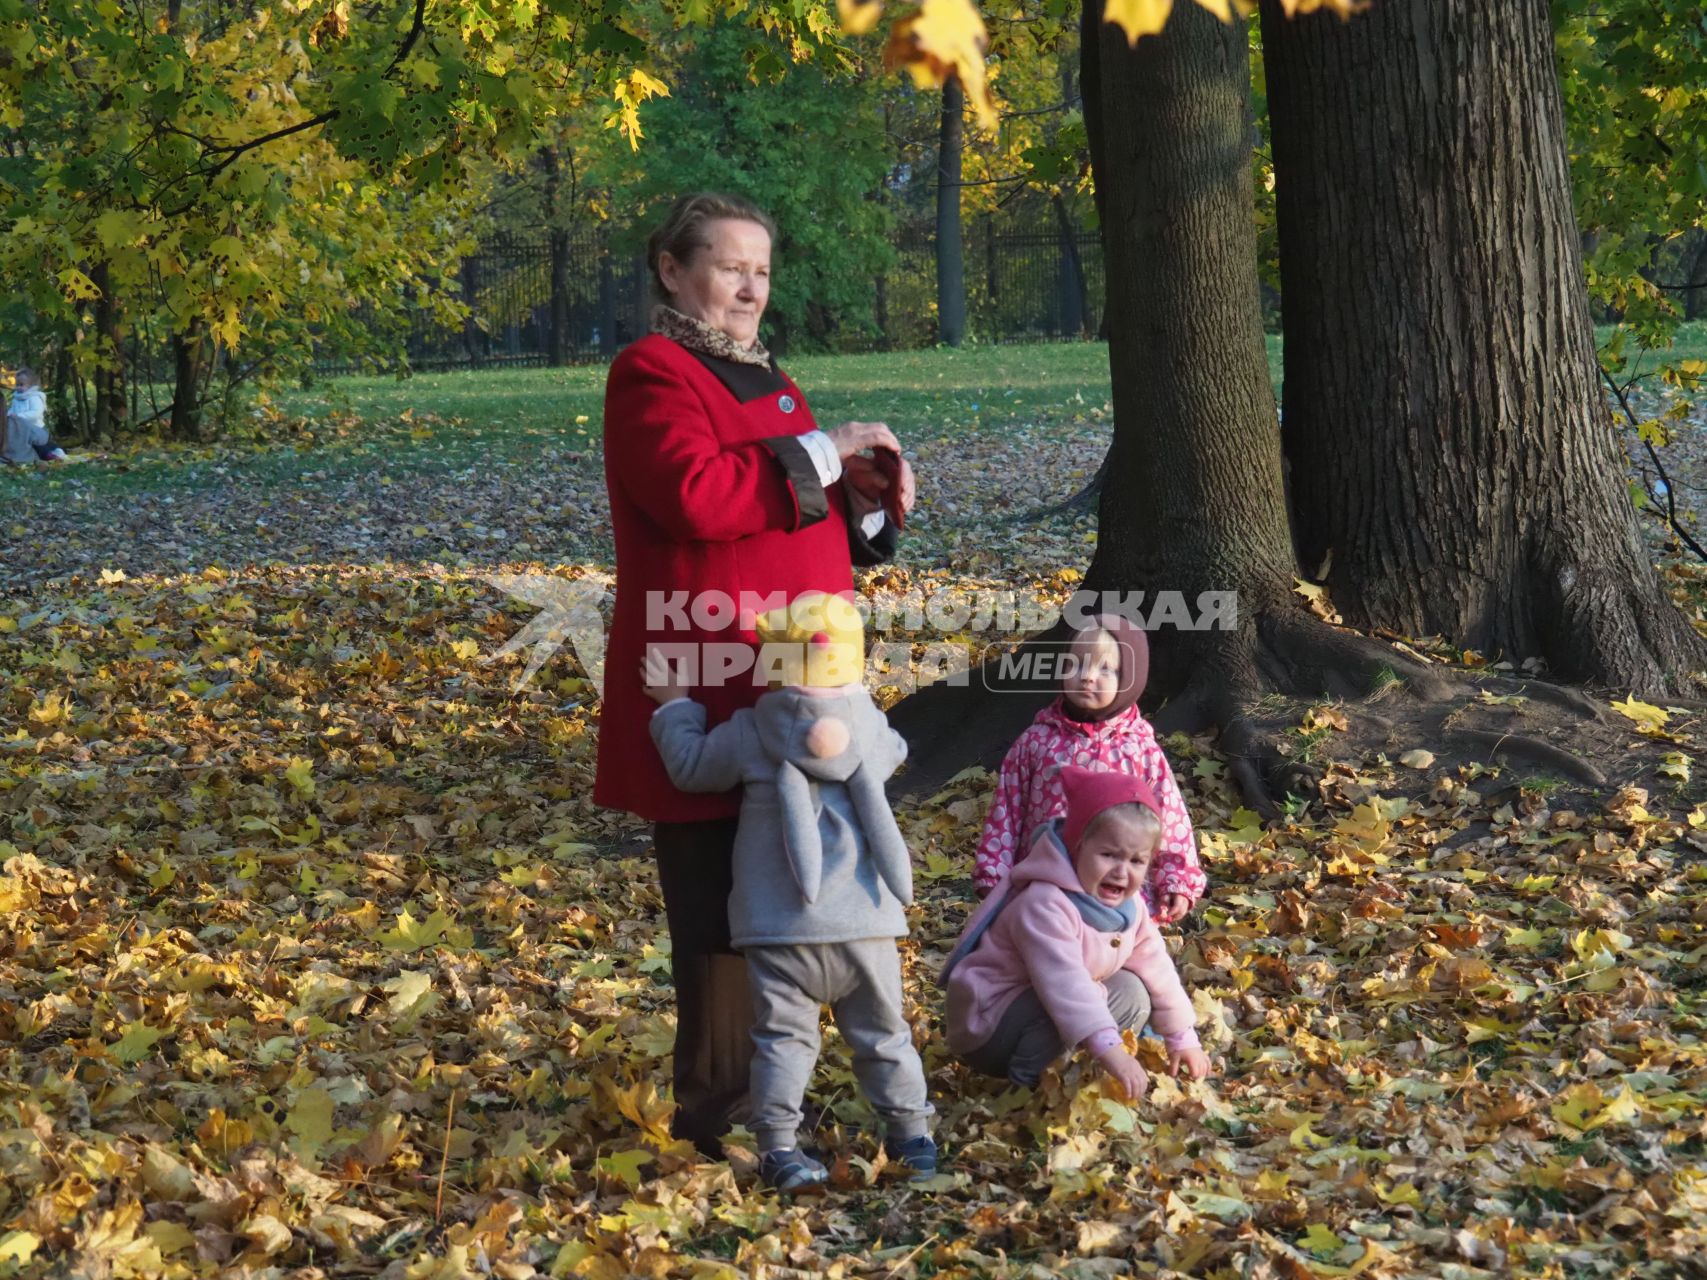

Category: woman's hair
[646, 192, 777, 299]
[1080, 802, 1162, 854]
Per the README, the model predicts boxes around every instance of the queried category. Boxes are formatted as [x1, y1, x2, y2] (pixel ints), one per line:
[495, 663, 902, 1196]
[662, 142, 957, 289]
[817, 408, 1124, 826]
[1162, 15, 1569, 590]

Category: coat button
[1110, 938, 1120, 947]
[778, 394, 796, 413]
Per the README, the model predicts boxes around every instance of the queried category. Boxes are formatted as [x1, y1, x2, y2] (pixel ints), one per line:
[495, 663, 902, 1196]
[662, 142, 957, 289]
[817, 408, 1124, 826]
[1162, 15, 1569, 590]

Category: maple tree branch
[1001, 99, 1075, 120]
[153, 0, 433, 216]
[1601, 365, 1707, 564]
[383, 0, 431, 77]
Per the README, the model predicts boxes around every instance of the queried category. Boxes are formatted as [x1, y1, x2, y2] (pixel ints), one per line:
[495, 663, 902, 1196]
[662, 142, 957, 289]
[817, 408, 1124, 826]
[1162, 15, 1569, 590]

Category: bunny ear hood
[752, 688, 860, 782]
[757, 687, 913, 909]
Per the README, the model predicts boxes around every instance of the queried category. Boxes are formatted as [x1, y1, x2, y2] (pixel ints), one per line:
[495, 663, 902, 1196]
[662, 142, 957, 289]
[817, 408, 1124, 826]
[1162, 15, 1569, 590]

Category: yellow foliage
[884, 0, 999, 132]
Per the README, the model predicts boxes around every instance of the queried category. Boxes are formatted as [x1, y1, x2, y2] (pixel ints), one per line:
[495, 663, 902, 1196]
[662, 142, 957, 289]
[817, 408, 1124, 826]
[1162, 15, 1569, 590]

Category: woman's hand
[1169, 1045, 1213, 1081]
[1152, 893, 1192, 925]
[824, 421, 900, 460]
[843, 452, 917, 518]
[641, 648, 691, 706]
[1096, 1047, 1150, 1101]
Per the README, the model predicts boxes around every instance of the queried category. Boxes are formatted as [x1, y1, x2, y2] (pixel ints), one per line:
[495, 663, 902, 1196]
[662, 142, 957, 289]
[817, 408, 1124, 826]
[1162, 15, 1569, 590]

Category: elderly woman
[596, 192, 916, 1155]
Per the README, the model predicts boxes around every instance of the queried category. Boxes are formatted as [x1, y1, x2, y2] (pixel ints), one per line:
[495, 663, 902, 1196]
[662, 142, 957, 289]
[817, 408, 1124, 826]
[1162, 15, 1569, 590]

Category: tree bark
[1053, 194, 1092, 337]
[892, 1, 1447, 806]
[1683, 230, 1707, 323]
[168, 326, 206, 441]
[541, 144, 572, 366]
[935, 78, 967, 347]
[1262, 0, 1707, 696]
[1082, 0, 1300, 701]
[92, 264, 123, 439]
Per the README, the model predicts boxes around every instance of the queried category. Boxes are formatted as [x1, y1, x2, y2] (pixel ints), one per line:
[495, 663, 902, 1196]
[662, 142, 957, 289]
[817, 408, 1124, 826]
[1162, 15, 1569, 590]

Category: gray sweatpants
[745, 939, 934, 1153]
[957, 970, 1151, 1087]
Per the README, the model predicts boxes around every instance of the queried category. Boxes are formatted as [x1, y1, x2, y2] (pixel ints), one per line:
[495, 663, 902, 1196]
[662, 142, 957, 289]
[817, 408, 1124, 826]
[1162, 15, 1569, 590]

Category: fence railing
[313, 221, 1106, 375]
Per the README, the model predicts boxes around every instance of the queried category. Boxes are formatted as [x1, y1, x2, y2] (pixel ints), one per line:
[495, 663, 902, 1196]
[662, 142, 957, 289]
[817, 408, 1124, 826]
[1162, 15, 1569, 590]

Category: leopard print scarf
[650, 304, 772, 368]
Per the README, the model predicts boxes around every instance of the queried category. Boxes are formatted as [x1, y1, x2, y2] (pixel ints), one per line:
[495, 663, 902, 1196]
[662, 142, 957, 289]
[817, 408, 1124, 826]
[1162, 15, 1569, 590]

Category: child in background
[974, 614, 1204, 922]
[943, 766, 1211, 1096]
[644, 592, 936, 1191]
[3, 368, 67, 465]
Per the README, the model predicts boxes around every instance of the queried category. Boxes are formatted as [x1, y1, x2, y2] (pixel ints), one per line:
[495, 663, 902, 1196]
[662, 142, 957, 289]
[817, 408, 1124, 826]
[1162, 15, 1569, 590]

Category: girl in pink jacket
[974, 614, 1205, 923]
[943, 767, 1211, 1097]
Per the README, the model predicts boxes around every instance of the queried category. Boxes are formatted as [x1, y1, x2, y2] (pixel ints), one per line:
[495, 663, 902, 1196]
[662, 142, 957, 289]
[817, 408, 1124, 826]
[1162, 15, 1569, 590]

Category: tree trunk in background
[935, 78, 967, 347]
[1262, 0, 1706, 695]
[597, 249, 618, 357]
[169, 325, 206, 440]
[1683, 231, 1707, 323]
[461, 257, 487, 369]
[541, 145, 572, 366]
[92, 264, 123, 439]
[1053, 194, 1091, 337]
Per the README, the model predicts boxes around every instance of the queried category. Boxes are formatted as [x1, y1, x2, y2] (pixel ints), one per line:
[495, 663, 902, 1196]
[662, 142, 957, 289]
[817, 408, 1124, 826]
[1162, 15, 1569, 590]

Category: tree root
[1265, 612, 1459, 702]
[1447, 729, 1608, 787]
[1471, 674, 1612, 723]
[887, 602, 1627, 815]
[1011, 452, 1108, 524]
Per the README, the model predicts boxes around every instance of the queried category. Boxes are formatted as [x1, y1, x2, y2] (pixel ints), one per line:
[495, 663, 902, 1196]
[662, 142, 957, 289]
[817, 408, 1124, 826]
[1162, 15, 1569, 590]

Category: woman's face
[659, 218, 772, 347]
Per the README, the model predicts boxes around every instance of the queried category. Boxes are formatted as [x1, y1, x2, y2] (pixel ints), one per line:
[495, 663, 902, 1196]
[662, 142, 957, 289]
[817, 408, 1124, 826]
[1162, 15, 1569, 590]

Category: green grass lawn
[1, 341, 1133, 500]
[4, 320, 1700, 503]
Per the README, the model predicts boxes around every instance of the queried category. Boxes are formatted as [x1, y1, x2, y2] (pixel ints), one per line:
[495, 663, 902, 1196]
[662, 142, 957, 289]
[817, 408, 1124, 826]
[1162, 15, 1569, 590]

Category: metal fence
[314, 220, 1105, 375]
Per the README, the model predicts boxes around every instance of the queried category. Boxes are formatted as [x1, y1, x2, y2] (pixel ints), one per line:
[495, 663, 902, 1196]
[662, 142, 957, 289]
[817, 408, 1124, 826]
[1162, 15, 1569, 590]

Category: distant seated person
[3, 367, 67, 466]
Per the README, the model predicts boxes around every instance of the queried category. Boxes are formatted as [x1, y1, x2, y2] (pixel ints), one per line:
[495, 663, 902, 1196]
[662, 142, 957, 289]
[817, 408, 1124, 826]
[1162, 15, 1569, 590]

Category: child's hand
[1096, 1047, 1150, 1101]
[1152, 894, 1192, 924]
[641, 649, 690, 705]
[1169, 1045, 1213, 1080]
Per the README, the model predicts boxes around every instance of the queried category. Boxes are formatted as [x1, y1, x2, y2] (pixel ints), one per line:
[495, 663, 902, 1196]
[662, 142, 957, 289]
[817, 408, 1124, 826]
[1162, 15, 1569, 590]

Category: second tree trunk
[1262, 0, 1706, 695]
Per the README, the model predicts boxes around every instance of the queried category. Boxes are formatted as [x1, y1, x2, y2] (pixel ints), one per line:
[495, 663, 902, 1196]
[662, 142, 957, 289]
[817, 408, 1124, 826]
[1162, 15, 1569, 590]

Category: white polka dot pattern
[973, 699, 1207, 912]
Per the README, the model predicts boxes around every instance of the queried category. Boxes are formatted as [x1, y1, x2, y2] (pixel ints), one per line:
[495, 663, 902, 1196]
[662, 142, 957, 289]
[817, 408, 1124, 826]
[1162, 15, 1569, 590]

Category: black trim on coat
[762, 435, 831, 529]
[849, 513, 899, 566]
[687, 349, 791, 402]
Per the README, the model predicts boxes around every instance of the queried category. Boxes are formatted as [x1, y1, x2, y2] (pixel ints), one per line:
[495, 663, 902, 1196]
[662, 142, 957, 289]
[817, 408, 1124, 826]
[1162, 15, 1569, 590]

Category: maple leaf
[1610, 694, 1669, 733]
[111, 1022, 167, 1065]
[287, 1088, 336, 1158]
[1104, 0, 1174, 43]
[0, 1232, 41, 1267]
[884, 0, 999, 132]
[837, 0, 883, 35]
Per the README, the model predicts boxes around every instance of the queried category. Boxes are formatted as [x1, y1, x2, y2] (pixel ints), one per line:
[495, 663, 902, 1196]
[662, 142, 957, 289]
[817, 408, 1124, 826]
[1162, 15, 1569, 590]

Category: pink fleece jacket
[945, 821, 1201, 1058]
[974, 698, 1205, 909]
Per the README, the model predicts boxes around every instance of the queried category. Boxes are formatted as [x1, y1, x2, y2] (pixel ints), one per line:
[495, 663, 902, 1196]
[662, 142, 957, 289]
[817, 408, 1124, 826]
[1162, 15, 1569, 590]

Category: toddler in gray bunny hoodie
[643, 591, 935, 1191]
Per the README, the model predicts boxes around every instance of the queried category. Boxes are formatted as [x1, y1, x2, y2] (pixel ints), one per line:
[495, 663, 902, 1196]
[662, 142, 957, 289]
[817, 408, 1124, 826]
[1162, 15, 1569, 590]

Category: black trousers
[653, 817, 753, 1150]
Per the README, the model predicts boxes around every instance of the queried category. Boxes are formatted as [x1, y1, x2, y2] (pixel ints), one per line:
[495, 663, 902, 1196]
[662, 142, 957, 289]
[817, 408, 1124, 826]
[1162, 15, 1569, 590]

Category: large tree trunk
[935, 79, 967, 348]
[892, 0, 1453, 807]
[1262, 0, 1706, 696]
[1083, 0, 1299, 702]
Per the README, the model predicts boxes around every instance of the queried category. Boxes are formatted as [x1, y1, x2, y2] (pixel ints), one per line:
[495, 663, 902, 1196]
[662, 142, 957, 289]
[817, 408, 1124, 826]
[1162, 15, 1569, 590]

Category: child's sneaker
[758, 1148, 828, 1192]
[884, 1134, 938, 1180]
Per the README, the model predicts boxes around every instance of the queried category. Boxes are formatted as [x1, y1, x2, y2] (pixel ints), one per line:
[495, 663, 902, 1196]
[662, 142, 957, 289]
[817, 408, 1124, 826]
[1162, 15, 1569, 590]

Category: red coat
[596, 335, 877, 822]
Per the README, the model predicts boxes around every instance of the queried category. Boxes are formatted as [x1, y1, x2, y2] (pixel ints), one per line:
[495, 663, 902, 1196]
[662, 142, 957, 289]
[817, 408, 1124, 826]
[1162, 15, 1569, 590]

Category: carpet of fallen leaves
[5, 424, 1707, 1280]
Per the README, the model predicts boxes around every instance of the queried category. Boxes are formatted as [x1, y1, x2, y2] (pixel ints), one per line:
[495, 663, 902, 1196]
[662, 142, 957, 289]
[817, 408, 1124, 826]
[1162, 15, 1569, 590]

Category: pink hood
[944, 822, 1200, 1056]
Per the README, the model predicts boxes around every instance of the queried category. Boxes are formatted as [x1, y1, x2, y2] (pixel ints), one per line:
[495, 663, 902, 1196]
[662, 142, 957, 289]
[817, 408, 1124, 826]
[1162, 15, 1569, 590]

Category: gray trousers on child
[958, 970, 1151, 1087]
[745, 939, 934, 1153]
